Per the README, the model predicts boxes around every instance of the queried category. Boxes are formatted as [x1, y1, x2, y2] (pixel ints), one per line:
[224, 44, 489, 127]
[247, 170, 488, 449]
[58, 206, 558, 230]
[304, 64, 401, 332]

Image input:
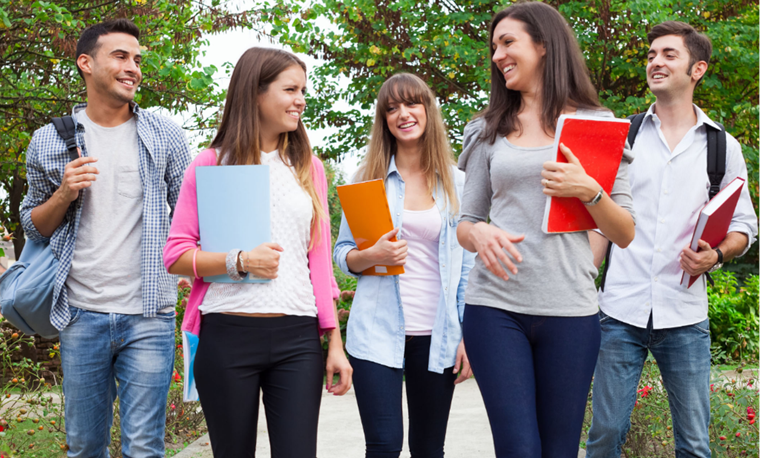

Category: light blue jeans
[586, 312, 711, 458]
[60, 306, 175, 458]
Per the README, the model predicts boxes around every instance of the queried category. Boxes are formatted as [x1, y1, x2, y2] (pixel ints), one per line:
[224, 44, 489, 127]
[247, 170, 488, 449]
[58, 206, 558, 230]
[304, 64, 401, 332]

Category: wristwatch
[707, 248, 724, 273]
[583, 187, 604, 206]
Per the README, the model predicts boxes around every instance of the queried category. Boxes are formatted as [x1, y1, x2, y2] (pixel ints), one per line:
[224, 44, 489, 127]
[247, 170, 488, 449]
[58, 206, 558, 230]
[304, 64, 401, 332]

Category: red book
[542, 115, 631, 233]
[681, 177, 745, 288]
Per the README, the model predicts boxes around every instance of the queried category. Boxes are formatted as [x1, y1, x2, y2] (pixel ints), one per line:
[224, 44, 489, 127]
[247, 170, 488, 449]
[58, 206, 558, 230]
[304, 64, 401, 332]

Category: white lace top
[199, 150, 317, 316]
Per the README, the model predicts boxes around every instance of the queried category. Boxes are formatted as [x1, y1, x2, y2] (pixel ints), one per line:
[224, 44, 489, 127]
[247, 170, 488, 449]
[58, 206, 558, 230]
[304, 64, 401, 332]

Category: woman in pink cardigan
[163, 47, 352, 458]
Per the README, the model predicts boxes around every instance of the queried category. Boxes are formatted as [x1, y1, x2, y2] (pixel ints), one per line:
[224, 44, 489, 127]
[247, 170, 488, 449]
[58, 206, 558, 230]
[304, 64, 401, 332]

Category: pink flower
[171, 404, 176, 410]
[337, 309, 350, 321]
[178, 278, 191, 289]
[637, 385, 652, 398]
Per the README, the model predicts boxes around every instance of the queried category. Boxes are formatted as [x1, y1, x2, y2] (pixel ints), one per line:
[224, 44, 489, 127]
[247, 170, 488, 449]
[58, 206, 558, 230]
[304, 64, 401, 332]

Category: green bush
[708, 272, 759, 364]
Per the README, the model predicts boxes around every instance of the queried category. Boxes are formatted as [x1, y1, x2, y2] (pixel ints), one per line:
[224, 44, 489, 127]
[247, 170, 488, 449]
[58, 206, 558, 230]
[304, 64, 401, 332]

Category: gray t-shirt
[66, 109, 144, 314]
[457, 110, 635, 317]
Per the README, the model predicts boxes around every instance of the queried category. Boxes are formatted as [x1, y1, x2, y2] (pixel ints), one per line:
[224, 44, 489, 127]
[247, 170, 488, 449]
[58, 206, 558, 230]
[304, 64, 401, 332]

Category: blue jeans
[350, 336, 457, 458]
[60, 306, 175, 458]
[586, 312, 711, 458]
[463, 304, 601, 458]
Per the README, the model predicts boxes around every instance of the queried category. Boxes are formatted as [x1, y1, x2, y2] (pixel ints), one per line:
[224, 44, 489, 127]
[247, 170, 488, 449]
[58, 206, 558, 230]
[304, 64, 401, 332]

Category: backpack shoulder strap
[705, 122, 726, 200]
[51, 116, 80, 162]
[626, 113, 646, 149]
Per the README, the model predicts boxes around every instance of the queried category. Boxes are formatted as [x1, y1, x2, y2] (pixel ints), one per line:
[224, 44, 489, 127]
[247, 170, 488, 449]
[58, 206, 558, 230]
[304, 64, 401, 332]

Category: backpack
[0, 117, 79, 337]
[599, 113, 726, 291]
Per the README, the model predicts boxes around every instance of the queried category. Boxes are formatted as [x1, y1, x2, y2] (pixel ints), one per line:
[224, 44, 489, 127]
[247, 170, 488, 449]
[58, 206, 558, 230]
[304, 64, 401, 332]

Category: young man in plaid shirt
[20, 19, 190, 457]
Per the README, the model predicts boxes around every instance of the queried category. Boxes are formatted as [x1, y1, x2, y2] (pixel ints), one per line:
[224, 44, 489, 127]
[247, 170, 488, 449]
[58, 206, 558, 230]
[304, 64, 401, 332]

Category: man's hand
[56, 154, 98, 203]
[680, 239, 719, 276]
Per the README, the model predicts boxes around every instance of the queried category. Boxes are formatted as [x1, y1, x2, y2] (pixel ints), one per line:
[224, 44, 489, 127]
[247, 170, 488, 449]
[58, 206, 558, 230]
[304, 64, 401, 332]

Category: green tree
[0, 0, 263, 257]
[270, 0, 759, 272]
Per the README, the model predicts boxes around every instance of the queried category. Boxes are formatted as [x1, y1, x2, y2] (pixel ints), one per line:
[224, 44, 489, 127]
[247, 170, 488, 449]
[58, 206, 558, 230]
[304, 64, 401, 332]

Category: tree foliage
[0, 0, 263, 256]
[271, 0, 759, 270]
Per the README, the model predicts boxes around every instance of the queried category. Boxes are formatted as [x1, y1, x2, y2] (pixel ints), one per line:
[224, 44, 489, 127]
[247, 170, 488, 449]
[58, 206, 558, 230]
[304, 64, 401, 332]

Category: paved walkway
[175, 378, 587, 457]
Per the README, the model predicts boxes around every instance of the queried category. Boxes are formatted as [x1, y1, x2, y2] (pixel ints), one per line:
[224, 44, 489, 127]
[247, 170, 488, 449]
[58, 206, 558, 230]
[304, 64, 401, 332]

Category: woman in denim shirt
[334, 73, 475, 458]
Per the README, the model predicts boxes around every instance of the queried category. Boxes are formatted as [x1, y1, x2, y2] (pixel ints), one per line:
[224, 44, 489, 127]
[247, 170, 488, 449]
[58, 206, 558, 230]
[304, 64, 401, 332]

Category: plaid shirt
[20, 103, 191, 331]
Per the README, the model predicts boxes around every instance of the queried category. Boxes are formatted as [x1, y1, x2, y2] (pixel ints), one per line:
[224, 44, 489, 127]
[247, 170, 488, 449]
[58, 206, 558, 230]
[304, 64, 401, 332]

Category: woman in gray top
[455, 3, 635, 457]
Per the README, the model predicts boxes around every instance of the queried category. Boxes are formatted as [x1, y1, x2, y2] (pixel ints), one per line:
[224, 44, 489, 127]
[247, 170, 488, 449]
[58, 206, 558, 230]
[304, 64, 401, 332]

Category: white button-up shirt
[599, 104, 758, 330]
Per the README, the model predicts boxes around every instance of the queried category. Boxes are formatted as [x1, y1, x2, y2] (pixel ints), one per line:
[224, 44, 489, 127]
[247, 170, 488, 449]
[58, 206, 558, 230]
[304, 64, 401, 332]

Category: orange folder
[336, 179, 405, 276]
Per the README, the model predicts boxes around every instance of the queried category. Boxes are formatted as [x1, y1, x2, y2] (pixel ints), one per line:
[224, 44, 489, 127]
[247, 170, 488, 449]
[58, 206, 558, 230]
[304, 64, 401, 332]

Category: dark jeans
[463, 304, 601, 458]
[194, 314, 324, 458]
[350, 335, 457, 458]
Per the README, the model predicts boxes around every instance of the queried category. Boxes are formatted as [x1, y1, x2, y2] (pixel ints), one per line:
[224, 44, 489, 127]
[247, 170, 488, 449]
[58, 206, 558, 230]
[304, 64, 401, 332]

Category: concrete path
[175, 378, 587, 457]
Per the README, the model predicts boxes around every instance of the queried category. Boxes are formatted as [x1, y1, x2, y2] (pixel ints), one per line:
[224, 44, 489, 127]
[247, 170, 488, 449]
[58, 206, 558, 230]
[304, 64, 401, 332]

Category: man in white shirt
[586, 21, 758, 458]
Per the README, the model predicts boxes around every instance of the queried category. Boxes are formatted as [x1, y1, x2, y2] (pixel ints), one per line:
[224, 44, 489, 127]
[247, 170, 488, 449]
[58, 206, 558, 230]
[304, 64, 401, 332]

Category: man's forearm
[717, 231, 750, 263]
[589, 231, 610, 269]
[30, 191, 71, 238]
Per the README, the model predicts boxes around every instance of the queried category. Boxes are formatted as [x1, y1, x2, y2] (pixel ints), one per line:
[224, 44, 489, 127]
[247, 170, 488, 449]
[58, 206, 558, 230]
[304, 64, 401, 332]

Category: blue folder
[195, 165, 271, 283]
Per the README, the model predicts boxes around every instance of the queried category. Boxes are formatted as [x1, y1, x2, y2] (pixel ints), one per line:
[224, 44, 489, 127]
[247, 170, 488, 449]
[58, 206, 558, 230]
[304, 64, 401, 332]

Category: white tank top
[399, 206, 442, 335]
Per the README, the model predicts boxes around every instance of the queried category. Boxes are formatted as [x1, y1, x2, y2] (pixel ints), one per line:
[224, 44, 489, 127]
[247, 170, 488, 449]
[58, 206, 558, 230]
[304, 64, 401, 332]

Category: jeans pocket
[599, 310, 613, 324]
[693, 318, 710, 335]
[67, 305, 83, 326]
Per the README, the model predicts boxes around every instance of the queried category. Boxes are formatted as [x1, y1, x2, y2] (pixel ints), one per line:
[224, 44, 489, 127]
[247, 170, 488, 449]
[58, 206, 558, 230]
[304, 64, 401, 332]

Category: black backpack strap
[599, 241, 613, 292]
[626, 113, 646, 149]
[51, 116, 80, 162]
[706, 122, 726, 200]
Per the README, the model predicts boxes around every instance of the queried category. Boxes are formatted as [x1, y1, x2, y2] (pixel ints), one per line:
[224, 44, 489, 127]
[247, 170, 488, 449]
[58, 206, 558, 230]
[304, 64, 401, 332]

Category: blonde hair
[210, 47, 325, 245]
[356, 73, 458, 214]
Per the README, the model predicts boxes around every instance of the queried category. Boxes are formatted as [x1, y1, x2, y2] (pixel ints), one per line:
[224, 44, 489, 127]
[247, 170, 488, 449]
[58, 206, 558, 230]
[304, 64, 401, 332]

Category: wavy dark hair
[479, 1, 601, 143]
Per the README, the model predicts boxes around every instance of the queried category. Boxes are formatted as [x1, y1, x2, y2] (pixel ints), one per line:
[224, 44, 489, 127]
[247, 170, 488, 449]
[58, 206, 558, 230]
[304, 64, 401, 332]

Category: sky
[171, 25, 363, 179]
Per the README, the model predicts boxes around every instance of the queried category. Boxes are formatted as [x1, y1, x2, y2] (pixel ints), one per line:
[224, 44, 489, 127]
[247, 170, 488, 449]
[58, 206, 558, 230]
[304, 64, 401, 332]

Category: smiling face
[491, 17, 546, 94]
[647, 34, 705, 98]
[78, 32, 142, 106]
[385, 99, 427, 149]
[257, 65, 307, 142]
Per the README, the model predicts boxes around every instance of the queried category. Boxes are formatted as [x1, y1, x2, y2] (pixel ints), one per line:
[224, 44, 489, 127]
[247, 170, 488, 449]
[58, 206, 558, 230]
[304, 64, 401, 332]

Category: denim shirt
[333, 156, 475, 373]
[20, 103, 191, 330]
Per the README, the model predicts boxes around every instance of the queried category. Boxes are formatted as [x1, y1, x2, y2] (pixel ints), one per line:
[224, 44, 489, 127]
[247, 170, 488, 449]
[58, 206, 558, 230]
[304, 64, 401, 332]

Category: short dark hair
[76, 19, 140, 79]
[647, 21, 712, 75]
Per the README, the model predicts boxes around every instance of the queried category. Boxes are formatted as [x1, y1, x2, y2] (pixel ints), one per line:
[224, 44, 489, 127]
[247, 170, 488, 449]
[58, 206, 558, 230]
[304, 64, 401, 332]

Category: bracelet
[239, 251, 249, 273]
[583, 187, 604, 206]
[192, 247, 200, 279]
[226, 248, 245, 281]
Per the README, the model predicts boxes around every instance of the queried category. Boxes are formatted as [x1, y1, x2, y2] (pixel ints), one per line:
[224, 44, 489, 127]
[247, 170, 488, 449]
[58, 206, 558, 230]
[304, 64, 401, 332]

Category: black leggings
[194, 314, 324, 458]
[350, 335, 457, 458]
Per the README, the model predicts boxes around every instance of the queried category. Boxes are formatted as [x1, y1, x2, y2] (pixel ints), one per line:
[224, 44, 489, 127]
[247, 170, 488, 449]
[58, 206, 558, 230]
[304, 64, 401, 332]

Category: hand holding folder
[337, 179, 405, 276]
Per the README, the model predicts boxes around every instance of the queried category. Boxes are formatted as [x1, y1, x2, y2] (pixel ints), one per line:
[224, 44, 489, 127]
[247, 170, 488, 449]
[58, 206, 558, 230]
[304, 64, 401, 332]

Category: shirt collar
[645, 103, 720, 130]
[386, 154, 400, 178]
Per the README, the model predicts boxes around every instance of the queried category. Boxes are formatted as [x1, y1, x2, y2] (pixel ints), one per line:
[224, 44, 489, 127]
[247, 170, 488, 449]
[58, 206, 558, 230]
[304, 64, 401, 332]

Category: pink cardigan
[163, 148, 339, 336]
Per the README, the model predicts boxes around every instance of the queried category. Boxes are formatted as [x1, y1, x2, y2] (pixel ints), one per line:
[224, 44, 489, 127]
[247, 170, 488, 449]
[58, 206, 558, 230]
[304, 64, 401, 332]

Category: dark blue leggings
[350, 335, 457, 458]
[463, 304, 600, 458]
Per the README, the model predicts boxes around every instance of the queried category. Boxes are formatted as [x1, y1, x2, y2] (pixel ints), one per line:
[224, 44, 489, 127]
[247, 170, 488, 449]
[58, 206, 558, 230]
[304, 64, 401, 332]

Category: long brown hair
[357, 73, 459, 214]
[480, 1, 601, 143]
[210, 47, 325, 243]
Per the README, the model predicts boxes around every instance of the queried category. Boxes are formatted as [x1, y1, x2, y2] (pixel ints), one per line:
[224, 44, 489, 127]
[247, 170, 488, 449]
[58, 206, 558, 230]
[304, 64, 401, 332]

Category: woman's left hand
[453, 340, 472, 384]
[325, 336, 353, 396]
[541, 143, 599, 202]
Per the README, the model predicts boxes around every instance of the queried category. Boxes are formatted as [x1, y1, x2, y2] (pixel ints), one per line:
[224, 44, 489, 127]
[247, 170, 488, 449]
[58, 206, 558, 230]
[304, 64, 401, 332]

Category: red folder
[681, 177, 745, 288]
[542, 115, 631, 233]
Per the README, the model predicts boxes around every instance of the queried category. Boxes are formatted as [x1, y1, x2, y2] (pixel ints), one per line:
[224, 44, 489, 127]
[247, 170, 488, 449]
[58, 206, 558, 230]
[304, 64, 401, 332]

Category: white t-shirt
[199, 150, 317, 316]
[66, 110, 144, 314]
[399, 206, 442, 335]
